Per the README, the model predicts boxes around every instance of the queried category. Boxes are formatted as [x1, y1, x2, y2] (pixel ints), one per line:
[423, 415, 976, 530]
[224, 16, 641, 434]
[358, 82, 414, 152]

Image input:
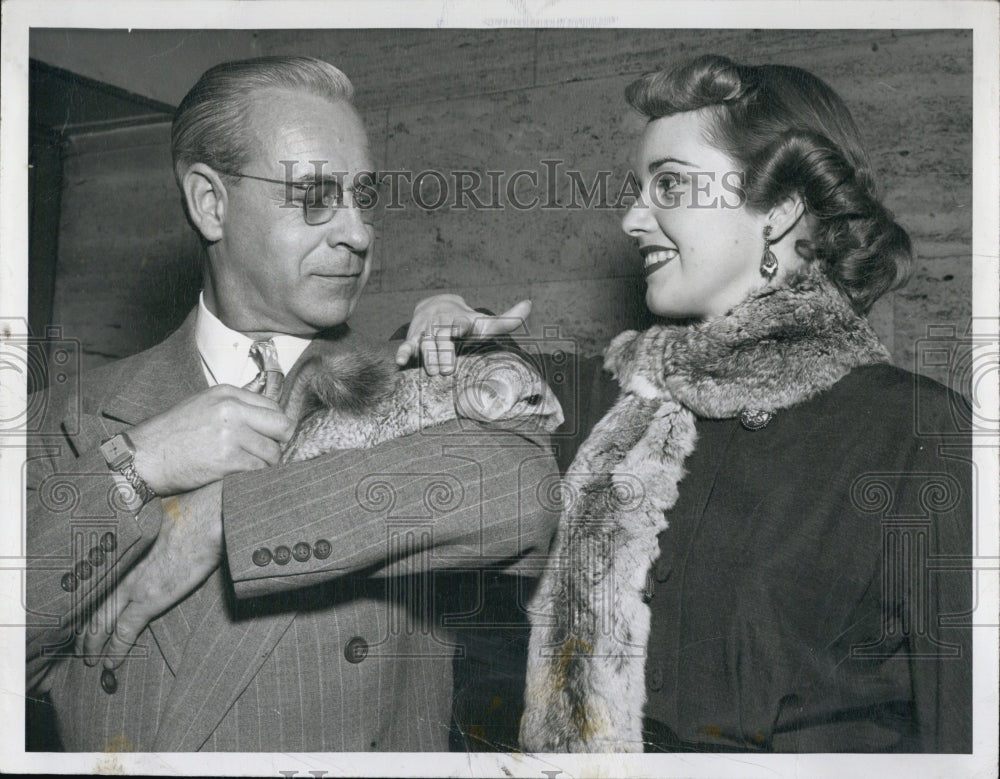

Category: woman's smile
[640, 244, 679, 276]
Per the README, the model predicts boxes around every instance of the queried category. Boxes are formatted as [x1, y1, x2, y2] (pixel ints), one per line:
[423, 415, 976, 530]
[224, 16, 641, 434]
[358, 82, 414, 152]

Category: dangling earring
[759, 225, 778, 280]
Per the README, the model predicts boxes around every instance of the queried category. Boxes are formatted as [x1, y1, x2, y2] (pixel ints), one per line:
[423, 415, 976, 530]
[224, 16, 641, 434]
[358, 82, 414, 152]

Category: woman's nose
[621, 192, 654, 236]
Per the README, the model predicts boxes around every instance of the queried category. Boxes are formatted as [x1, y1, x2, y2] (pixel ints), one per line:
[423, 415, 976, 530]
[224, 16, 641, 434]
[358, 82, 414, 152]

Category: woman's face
[621, 109, 768, 319]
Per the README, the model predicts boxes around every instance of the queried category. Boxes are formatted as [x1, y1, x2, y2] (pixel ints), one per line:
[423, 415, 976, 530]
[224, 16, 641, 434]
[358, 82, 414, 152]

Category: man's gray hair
[170, 56, 356, 186]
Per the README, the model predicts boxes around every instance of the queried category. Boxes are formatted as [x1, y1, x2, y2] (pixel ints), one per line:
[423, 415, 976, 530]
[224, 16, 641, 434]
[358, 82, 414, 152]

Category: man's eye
[309, 181, 342, 207]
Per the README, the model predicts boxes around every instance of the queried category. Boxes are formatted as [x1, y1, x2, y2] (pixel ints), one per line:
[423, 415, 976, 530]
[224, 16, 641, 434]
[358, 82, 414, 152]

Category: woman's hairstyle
[171, 56, 356, 187]
[626, 54, 911, 314]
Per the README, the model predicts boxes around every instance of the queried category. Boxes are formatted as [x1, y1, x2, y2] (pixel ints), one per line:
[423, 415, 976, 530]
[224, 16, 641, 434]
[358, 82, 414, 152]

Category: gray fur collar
[520, 268, 889, 752]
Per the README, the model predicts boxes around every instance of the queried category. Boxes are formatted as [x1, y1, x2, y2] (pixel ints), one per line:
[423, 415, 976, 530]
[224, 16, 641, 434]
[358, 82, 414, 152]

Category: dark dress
[550, 357, 973, 753]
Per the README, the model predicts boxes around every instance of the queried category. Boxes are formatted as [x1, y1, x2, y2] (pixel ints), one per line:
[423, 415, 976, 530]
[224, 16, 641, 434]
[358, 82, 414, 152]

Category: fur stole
[519, 268, 890, 752]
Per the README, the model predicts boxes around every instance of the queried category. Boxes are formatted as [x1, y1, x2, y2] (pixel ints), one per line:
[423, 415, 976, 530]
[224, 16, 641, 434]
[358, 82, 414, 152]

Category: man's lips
[640, 245, 679, 277]
[311, 269, 364, 279]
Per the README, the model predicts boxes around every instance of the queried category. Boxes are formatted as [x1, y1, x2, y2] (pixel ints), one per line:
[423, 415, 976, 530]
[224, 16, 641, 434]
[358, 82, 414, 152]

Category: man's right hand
[128, 384, 296, 496]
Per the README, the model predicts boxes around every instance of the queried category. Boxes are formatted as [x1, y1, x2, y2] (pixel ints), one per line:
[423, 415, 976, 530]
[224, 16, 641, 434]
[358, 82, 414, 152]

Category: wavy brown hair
[626, 54, 911, 314]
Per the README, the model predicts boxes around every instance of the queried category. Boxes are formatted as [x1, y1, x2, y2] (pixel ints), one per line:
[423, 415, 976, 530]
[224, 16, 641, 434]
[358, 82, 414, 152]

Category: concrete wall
[36, 28, 972, 391]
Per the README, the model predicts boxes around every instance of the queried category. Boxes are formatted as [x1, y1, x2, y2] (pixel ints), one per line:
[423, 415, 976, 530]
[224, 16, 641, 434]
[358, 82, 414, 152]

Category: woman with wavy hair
[407, 54, 971, 753]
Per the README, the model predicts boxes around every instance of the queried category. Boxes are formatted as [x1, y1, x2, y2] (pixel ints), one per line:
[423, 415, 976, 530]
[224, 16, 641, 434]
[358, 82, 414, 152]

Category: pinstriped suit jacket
[26, 310, 559, 751]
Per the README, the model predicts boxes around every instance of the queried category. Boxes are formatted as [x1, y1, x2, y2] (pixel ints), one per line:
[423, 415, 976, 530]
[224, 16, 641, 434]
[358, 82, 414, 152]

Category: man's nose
[326, 201, 373, 252]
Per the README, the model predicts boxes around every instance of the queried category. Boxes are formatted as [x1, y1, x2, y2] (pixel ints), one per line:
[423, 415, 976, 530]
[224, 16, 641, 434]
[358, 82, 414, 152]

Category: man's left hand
[79, 481, 224, 669]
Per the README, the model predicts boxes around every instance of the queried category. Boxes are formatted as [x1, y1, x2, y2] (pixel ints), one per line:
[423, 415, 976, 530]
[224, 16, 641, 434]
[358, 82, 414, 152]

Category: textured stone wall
[45, 29, 972, 392]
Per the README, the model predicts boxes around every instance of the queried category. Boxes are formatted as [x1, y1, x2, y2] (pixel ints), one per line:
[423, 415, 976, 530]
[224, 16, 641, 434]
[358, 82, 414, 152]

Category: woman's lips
[640, 245, 678, 277]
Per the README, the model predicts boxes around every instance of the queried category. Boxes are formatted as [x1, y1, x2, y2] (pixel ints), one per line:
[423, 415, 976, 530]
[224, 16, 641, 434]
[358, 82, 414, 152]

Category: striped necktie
[245, 339, 284, 401]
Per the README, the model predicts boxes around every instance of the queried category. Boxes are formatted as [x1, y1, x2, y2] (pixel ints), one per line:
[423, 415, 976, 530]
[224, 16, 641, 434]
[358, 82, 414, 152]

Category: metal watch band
[101, 433, 157, 505]
[119, 461, 157, 504]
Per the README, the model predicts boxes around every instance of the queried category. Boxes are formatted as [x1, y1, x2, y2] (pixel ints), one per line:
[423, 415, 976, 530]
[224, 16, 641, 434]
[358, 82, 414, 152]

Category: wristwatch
[100, 432, 157, 504]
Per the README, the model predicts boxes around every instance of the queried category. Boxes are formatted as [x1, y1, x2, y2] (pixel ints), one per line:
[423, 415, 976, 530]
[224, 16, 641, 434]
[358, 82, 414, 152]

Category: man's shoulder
[39, 314, 197, 414]
[76, 343, 169, 403]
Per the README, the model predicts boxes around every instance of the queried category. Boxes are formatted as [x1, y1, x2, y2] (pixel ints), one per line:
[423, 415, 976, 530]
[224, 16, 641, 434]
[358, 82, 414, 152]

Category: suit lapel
[149, 322, 389, 748]
[89, 310, 211, 673]
[99, 309, 206, 427]
[152, 570, 298, 750]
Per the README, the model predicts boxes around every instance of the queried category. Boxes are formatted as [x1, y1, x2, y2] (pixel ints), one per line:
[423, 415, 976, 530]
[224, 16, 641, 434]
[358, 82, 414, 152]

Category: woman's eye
[655, 173, 682, 194]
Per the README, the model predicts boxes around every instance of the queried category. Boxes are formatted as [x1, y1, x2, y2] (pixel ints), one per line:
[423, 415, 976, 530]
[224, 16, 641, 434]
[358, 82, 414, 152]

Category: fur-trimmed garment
[519, 268, 891, 752]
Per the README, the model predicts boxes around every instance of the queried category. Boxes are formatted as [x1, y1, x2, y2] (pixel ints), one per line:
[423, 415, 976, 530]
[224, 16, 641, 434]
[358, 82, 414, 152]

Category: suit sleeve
[25, 392, 165, 692]
[222, 422, 560, 598]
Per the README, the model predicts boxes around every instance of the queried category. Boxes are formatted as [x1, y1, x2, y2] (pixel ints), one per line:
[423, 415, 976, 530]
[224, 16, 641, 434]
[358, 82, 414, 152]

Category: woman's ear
[767, 194, 807, 243]
[181, 163, 227, 243]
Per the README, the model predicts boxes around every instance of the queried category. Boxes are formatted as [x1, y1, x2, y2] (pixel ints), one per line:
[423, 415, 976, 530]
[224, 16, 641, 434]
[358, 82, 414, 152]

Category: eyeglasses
[216, 169, 386, 226]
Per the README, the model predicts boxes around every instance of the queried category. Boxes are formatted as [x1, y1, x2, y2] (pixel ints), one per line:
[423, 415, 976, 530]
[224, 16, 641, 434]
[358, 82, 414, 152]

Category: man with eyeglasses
[26, 56, 558, 752]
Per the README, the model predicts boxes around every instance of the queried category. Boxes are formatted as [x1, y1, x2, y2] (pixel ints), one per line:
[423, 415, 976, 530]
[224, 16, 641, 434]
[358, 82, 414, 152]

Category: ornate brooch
[740, 409, 774, 431]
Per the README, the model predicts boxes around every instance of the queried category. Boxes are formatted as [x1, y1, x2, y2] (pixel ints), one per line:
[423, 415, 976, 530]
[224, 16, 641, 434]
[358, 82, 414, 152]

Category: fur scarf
[519, 267, 890, 752]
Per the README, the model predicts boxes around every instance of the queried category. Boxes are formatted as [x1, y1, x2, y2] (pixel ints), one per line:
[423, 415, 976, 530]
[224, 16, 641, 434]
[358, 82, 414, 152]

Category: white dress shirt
[194, 292, 312, 387]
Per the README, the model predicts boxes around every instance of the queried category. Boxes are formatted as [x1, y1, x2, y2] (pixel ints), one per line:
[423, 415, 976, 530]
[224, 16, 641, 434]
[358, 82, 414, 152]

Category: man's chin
[295, 279, 367, 329]
[296, 299, 361, 333]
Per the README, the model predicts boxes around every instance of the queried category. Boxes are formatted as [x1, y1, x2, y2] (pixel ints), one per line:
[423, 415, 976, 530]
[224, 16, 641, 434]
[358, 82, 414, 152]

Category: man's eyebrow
[647, 156, 697, 173]
[287, 173, 346, 184]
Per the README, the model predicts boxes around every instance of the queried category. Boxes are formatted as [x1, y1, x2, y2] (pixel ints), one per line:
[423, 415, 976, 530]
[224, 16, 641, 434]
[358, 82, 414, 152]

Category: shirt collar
[194, 292, 313, 387]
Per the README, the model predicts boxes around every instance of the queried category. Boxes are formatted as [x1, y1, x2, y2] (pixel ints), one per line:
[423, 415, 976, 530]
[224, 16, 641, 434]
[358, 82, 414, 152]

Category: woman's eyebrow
[648, 156, 697, 173]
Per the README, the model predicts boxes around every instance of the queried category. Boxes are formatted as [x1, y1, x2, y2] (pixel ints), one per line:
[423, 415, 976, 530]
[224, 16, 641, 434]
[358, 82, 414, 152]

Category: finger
[395, 339, 417, 366]
[73, 624, 86, 660]
[449, 315, 475, 338]
[101, 601, 154, 670]
[434, 326, 458, 376]
[229, 386, 284, 411]
[238, 430, 285, 468]
[241, 374, 266, 394]
[82, 576, 133, 664]
[419, 331, 440, 377]
[471, 299, 532, 337]
[241, 404, 297, 444]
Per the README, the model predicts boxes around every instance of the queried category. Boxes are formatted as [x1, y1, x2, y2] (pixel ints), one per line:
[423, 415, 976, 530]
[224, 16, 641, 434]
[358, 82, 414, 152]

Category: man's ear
[767, 193, 807, 244]
[181, 163, 228, 242]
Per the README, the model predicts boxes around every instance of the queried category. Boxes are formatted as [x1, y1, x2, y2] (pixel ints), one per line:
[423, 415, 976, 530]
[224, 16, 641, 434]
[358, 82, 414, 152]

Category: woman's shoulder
[819, 363, 969, 436]
[831, 363, 969, 413]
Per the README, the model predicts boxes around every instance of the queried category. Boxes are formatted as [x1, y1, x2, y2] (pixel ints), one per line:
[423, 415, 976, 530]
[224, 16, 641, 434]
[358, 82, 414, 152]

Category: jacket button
[292, 542, 311, 562]
[647, 667, 664, 692]
[99, 532, 117, 553]
[313, 539, 332, 559]
[88, 546, 106, 567]
[654, 559, 672, 582]
[60, 572, 79, 592]
[344, 636, 369, 664]
[251, 548, 272, 567]
[100, 668, 118, 695]
[273, 546, 291, 565]
[74, 561, 93, 581]
[274, 546, 292, 565]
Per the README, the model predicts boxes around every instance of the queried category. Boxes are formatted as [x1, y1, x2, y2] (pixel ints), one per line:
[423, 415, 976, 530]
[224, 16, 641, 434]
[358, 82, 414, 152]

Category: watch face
[100, 434, 134, 470]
